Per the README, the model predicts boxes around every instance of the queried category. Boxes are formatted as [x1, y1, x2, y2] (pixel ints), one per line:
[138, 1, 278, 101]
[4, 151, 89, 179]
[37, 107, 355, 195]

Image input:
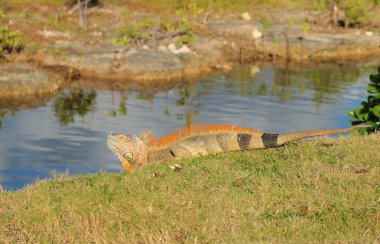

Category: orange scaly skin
[107, 124, 367, 172]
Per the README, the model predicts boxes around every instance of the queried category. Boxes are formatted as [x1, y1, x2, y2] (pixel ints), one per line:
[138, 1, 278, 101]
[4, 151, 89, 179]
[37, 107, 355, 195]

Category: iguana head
[107, 133, 149, 172]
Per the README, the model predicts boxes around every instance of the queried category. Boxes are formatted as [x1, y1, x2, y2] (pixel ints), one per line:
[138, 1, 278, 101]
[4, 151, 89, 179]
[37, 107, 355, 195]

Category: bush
[344, 0, 368, 27]
[177, 18, 198, 45]
[112, 18, 155, 46]
[0, 26, 23, 54]
[348, 67, 380, 134]
[112, 17, 198, 47]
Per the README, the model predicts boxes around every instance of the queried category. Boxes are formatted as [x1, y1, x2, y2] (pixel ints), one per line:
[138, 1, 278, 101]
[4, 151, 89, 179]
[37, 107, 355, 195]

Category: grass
[4, 0, 377, 13]
[112, 0, 377, 12]
[0, 133, 379, 242]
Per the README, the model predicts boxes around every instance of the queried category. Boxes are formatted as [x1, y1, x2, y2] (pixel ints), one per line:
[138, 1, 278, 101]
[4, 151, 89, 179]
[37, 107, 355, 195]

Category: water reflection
[0, 64, 374, 190]
[108, 90, 129, 117]
[0, 111, 8, 130]
[224, 65, 362, 105]
[53, 88, 97, 126]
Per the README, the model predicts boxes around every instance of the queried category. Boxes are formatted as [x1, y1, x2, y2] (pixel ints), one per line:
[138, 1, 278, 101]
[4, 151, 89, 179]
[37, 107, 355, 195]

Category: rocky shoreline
[31, 19, 380, 81]
[1, 6, 379, 106]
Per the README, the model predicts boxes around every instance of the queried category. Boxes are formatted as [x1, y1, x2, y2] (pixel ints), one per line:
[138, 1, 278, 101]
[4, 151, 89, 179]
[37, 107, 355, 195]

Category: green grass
[112, 0, 378, 12]
[6, 0, 376, 13]
[0, 133, 379, 242]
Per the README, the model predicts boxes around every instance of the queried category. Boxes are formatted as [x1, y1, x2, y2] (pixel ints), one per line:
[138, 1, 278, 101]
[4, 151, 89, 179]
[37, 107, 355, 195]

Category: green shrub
[0, 26, 23, 54]
[0, 7, 5, 19]
[371, 0, 380, 6]
[344, 0, 368, 26]
[348, 67, 380, 134]
[302, 22, 311, 33]
[313, 0, 327, 10]
[177, 17, 197, 45]
[259, 18, 272, 31]
[112, 18, 154, 46]
[112, 17, 198, 47]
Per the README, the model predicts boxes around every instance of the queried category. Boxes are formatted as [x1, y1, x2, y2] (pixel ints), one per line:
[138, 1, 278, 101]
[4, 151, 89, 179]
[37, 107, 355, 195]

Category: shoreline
[1, 3, 379, 104]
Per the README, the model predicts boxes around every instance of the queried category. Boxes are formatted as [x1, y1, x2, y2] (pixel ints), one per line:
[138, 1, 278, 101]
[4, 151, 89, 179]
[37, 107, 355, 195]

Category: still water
[0, 64, 375, 190]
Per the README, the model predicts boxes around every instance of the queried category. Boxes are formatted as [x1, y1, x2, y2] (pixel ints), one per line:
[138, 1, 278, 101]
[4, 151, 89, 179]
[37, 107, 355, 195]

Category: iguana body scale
[107, 124, 364, 172]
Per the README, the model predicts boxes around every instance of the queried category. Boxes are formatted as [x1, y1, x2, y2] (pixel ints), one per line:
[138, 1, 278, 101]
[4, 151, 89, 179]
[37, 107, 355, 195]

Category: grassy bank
[1, 134, 379, 242]
[4, 0, 378, 11]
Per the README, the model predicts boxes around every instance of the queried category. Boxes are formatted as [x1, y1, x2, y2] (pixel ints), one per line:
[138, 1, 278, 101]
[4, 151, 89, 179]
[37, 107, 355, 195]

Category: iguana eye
[123, 152, 133, 159]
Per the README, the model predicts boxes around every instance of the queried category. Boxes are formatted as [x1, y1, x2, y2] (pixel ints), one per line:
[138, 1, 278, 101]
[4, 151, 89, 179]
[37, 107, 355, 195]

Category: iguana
[107, 124, 365, 172]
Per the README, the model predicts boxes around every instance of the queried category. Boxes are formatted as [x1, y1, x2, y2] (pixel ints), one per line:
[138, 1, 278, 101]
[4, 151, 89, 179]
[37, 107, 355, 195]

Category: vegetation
[112, 17, 155, 46]
[302, 22, 311, 33]
[0, 134, 379, 242]
[344, 0, 368, 27]
[53, 89, 97, 126]
[177, 18, 198, 45]
[313, 0, 328, 10]
[112, 16, 198, 47]
[110, 0, 378, 12]
[259, 18, 272, 31]
[3, 0, 378, 12]
[0, 26, 23, 55]
[348, 67, 380, 133]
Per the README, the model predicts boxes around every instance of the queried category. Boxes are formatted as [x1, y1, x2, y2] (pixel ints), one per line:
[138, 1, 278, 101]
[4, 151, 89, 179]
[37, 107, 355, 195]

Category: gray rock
[36, 43, 217, 82]
[209, 21, 263, 39]
[0, 64, 64, 98]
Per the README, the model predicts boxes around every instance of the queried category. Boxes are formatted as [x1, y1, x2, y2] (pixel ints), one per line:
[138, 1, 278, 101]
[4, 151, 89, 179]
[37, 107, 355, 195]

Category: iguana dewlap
[107, 124, 364, 172]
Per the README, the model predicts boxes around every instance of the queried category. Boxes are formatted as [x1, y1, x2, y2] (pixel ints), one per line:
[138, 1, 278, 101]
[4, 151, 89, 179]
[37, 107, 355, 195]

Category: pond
[0, 64, 375, 190]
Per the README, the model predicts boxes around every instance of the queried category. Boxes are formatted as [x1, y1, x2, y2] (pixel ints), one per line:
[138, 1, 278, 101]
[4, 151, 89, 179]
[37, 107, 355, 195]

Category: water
[0, 64, 375, 190]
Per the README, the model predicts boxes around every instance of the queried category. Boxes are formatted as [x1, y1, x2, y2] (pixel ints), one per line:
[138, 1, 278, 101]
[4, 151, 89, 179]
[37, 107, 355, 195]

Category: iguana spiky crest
[148, 124, 263, 148]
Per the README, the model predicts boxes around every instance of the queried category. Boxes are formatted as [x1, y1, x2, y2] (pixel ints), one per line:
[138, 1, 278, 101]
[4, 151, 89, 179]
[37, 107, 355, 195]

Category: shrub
[344, 0, 368, 27]
[177, 18, 198, 45]
[112, 17, 198, 47]
[112, 18, 155, 46]
[0, 26, 23, 54]
[348, 67, 380, 134]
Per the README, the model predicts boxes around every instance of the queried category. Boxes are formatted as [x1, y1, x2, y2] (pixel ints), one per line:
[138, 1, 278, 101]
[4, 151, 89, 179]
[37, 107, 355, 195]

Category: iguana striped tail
[276, 125, 368, 146]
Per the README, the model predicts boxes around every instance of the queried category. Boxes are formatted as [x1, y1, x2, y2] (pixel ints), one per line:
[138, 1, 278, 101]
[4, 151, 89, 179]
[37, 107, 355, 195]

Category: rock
[209, 22, 263, 40]
[37, 30, 71, 39]
[176, 45, 191, 54]
[90, 32, 102, 37]
[168, 43, 178, 53]
[158, 45, 168, 52]
[0, 64, 64, 100]
[222, 63, 232, 72]
[167, 43, 191, 54]
[241, 12, 252, 21]
[251, 29, 262, 39]
[365, 31, 374, 36]
[35, 42, 214, 83]
[126, 48, 138, 56]
[250, 66, 260, 77]
[213, 64, 222, 70]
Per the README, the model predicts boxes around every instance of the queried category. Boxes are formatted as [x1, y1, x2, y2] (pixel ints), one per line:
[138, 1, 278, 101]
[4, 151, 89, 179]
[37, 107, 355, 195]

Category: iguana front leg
[121, 157, 132, 173]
